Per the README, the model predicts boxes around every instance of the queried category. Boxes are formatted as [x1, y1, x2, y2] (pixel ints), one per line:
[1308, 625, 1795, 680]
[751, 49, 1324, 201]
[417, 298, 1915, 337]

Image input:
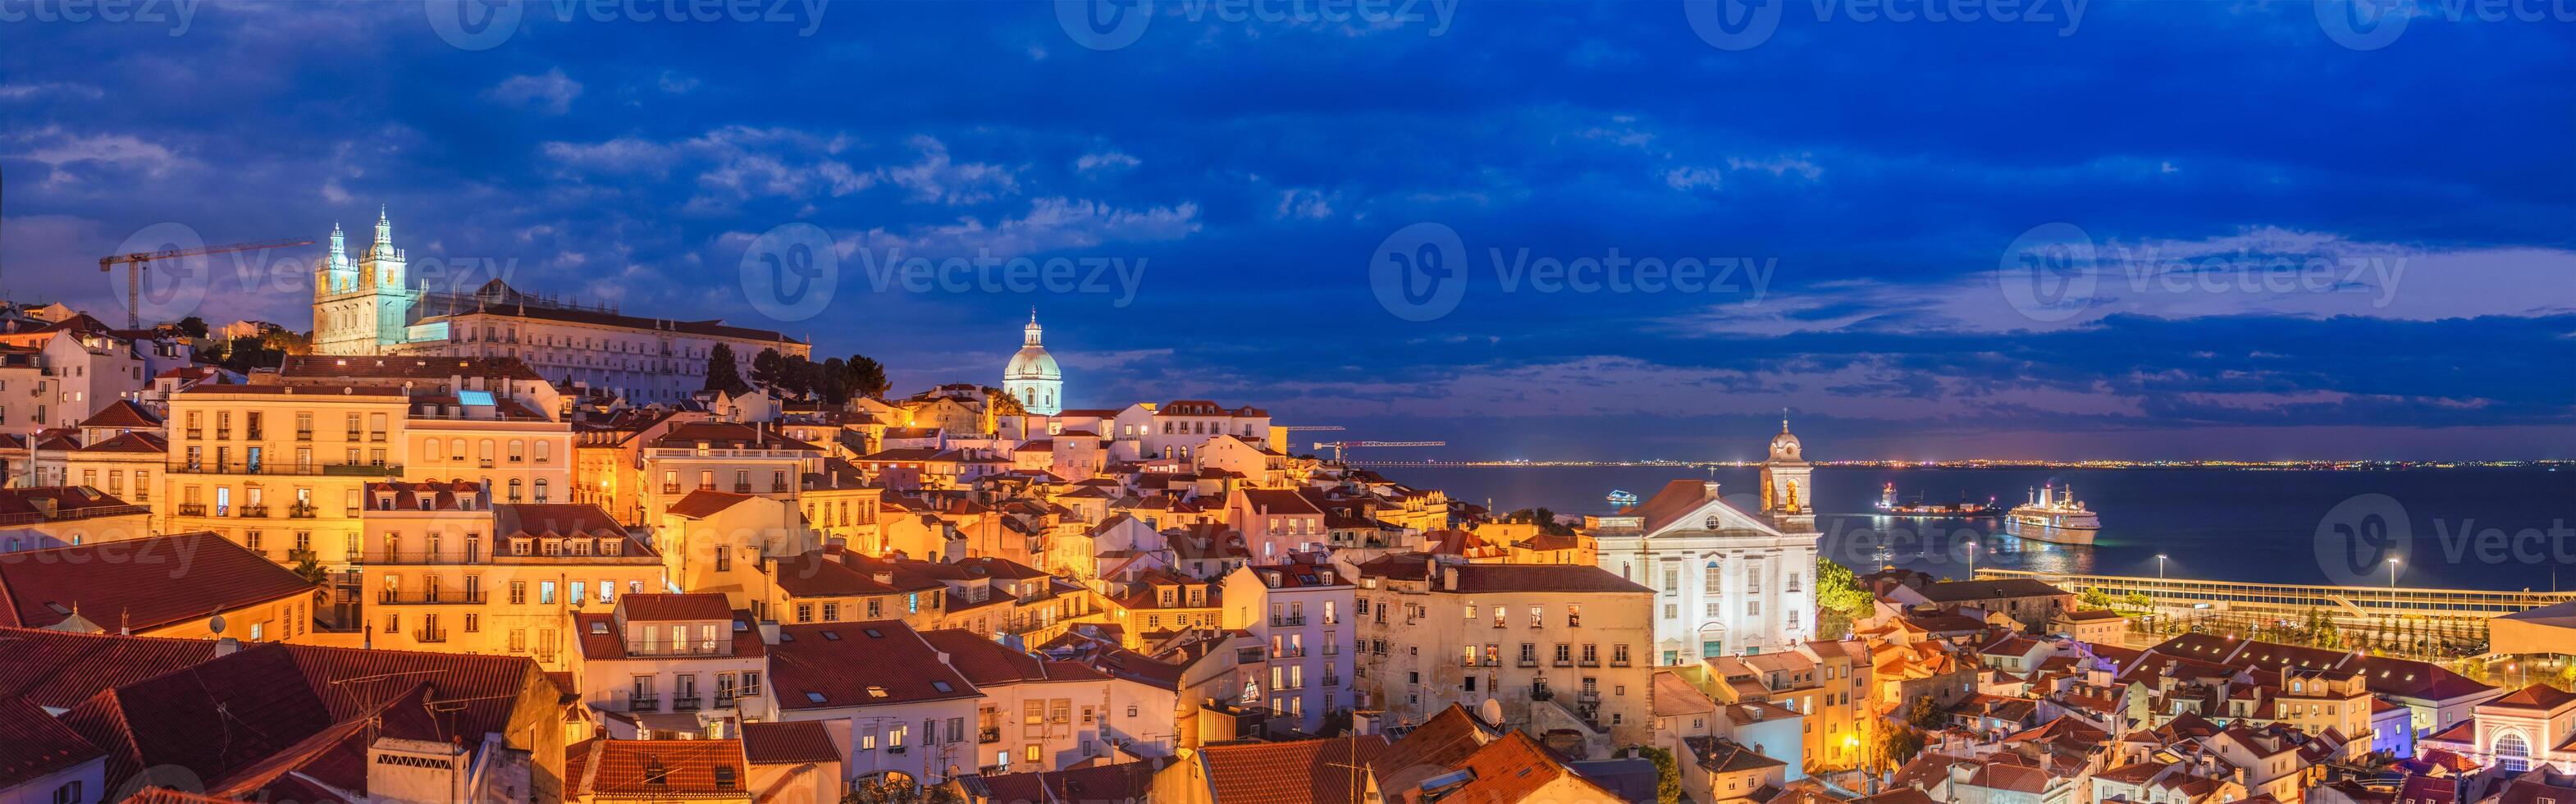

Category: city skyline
[1, 2, 2569, 460]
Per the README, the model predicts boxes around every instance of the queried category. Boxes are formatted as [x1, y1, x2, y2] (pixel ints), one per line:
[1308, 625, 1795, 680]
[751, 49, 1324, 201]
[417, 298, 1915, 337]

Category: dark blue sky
[2, 1, 2569, 460]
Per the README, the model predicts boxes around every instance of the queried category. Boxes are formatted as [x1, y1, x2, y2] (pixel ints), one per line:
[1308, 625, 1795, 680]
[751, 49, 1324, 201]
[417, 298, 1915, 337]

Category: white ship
[2003, 482, 2100, 545]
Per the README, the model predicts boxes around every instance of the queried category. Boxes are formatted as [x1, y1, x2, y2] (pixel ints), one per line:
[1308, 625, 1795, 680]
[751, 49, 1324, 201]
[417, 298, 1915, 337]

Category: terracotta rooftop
[1198, 736, 1389, 804]
[565, 738, 749, 799]
[0, 532, 314, 633]
[767, 620, 979, 710]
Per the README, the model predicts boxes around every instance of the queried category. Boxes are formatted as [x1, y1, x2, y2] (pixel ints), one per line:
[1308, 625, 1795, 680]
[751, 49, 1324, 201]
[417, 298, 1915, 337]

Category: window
[1663, 566, 1679, 593]
[51, 781, 80, 804]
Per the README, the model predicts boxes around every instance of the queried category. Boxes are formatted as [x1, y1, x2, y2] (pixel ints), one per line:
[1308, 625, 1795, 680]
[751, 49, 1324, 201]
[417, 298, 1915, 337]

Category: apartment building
[1219, 555, 1354, 733]
[640, 422, 823, 523]
[1348, 555, 1655, 753]
[359, 491, 666, 669]
[569, 593, 767, 739]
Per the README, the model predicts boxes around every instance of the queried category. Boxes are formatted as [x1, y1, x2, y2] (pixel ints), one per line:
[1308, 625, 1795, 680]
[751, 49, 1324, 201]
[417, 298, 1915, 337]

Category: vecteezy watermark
[1368, 222, 1778, 322]
[103, 221, 519, 324]
[0, 0, 197, 35]
[2314, 0, 2576, 51]
[424, 0, 828, 52]
[740, 222, 838, 323]
[1996, 222, 2409, 323]
[2314, 494, 2413, 587]
[1054, 0, 1456, 52]
[104, 222, 211, 326]
[1684, 0, 2085, 51]
[855, 248, 1149, 308]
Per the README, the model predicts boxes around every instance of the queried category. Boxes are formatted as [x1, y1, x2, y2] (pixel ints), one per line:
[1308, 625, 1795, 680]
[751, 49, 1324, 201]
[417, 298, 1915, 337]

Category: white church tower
[1761, 414, 1816, 534]
[312, 208, 415, 356]
[1592, 423, 1820, 664]
[1003, 310, 1062, 415]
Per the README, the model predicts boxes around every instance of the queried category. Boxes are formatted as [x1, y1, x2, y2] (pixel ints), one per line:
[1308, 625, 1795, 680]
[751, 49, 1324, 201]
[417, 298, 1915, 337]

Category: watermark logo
[1057, 0, 1153, 50]
[103, 222, 211, 325]
[1369, 222, 1468, 322]
[739, 222, 838, 322]
[2314, 493, 2412, 587]
[1683, 0, 1784, 50]
[2313, 0, 2411, 50]
[1686, 0, 2085, 50]
[424, 0, 826, 51]
[1369, 222, 1779, 322]
[0, 0, 199, 36]
[1057, 0, 1456, 52]
[1998, 222, 2097, 323]
[853, 248, 1150, 308]
[425, 0, 523, 51]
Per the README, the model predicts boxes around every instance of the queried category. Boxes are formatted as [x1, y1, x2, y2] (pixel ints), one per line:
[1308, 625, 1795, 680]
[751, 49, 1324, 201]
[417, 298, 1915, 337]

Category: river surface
[1376, 465, 2576, 591]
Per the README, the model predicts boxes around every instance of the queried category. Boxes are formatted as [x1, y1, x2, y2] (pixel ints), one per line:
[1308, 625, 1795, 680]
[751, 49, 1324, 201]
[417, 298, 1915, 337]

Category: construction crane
[1280, 426, 1345, 432]
[98, 237, 314, 328]
[1311, 440, 1445, 462]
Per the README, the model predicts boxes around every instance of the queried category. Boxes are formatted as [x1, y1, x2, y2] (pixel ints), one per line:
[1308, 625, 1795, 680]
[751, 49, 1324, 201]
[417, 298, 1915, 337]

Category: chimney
[1704, 481, 1722, 497]
[214, 637, 240, 656]
[1441, 566, 1459, 592]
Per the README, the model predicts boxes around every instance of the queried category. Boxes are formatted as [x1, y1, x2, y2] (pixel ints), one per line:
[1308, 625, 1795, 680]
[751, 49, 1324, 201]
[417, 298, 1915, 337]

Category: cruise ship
[2003, 483, 2101, 545]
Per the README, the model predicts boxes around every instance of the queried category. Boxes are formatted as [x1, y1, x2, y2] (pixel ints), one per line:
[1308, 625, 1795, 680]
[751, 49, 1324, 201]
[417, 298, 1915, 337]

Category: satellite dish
[208, 614, 226, 635]
[1478, 698, 1505, 725]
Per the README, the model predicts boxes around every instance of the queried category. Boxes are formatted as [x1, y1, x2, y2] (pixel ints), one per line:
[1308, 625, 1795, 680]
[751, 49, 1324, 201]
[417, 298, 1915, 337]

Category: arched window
[535, 441, 551, 463]
[2497, 733, 2532, 772]
[508, 478, 524, 503]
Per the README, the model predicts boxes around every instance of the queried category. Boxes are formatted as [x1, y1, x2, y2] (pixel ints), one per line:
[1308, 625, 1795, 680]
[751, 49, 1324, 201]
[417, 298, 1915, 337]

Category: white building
[1003, 313, 1062, 416]
[1590, 425, 1820, 665]
[311, 210, 808, 404]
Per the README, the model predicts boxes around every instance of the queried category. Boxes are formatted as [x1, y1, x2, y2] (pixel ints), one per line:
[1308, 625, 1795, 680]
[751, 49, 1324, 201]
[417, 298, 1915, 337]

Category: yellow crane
[98, 237, 313, 328]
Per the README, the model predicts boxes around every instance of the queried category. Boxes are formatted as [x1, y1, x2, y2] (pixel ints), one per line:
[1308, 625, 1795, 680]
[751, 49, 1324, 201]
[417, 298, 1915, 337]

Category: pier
[1976, 568, 2576, 651]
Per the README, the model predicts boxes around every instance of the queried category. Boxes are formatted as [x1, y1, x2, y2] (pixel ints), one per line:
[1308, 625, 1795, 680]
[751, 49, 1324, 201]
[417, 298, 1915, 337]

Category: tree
[287, 549, 329, 587]
[814, 357, 851, 404]
[986, 386, 1027, 417]
[1816, 556, 1876, 639]
[703, 343, 749, 396]
[1634, 746, 1682, 804]
[176, 316, 208, 338]
[1906, 695, 1945, 730]
[842, 779, 961, 804]
[750, 348, 785, 390]
[217, 335, 285, 373]
[1501, 508, 1576, 537]
[843, 354, 889, 400]
[777, 355, 816, 400]
[1881, 727, 1927, 767]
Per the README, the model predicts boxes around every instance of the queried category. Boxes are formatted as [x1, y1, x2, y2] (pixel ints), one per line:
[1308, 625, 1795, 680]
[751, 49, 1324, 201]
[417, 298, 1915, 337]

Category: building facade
[1590, 428, 1821, 664]
[1003, 313, 1062, 416]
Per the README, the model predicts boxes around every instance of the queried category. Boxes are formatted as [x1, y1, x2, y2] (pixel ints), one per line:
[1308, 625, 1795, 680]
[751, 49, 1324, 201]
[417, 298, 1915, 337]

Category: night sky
[1, 1, 2569, 460]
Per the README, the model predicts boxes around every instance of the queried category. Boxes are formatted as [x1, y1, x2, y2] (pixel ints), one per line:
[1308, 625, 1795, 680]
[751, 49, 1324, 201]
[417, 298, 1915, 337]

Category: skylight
[805, 692, 826, 703]
[931, 681, 953, 692]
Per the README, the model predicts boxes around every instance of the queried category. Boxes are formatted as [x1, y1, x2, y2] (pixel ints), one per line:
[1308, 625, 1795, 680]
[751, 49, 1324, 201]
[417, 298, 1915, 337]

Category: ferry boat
[2003, 482, 2101, 545]
[1874, 483, 2001, 518]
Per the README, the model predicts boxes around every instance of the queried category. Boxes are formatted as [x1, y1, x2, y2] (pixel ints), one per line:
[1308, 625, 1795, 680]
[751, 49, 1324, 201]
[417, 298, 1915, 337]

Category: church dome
[1006, 345, 1060, 381]
[1005, 315, 1060, 381]
[1769, 420, 1802, 461]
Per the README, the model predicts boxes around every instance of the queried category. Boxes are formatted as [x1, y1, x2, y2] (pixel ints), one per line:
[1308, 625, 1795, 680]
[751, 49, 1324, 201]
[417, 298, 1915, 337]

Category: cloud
[838, 196, 1202, 258]
[882, 136, 1020, 206]
[1076, 151, 1140, 174]
[486, 69, 583, 115]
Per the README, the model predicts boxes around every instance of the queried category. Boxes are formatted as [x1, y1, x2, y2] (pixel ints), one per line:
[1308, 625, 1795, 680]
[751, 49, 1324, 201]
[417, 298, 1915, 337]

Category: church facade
[310, 211, 807, 404]
[1590, 422, 1821, 664]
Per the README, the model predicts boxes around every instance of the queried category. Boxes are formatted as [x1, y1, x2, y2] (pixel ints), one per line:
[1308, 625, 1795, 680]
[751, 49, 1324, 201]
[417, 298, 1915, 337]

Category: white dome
[1770, 427, 1802, 460]
[1006, 345, 1060, 380]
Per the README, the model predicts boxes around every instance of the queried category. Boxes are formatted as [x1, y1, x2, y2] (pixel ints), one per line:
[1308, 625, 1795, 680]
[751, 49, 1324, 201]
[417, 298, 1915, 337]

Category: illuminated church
[1591, 419, 1820, 663]
[1003, 312, 1062, 415]
[310, 209, 807, 404]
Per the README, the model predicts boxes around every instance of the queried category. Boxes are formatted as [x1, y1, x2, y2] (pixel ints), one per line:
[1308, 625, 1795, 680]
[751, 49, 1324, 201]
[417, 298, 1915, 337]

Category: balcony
[623, 642, 730, 658]
[979, 727, 1001, 744]
[289, 503, 317, 518]
[661, 483, 680, 494]
[1321, 675, 1341, 688]
[380, 590, 486, 605]
[628, 694, 660, 712]
[413, 628, 449, 643]
[1518, 657, 1539, 668]
[1271, 647, 1304, 660]
[671, 695, 702, 711]
[1530, 687, 1555, 701]
[176, 504, 208, 516]
[1553, 658, 1573, 667]
[239, 505, 270, 518]
[1579, 658, 1600, 668]
[214, 430, 230, 440]
[714, 694, 737, 709]
[1610, 658, 1632, 667]
[732, 483, 752, 493]
[295, 430, 313, 441]
[1270, 615, 1305, 628]
[345, 431, 361, 441]
[167, 461, 401, 477]
[245, 430, 263, 441]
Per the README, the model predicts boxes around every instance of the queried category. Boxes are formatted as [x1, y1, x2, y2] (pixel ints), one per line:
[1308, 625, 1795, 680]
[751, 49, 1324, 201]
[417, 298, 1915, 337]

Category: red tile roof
[768, 620, 979, 710]
[75, 400, 162, 431]
[1198, 736, 1389, 804]
[0, 694, 103, 788]
[0, 628, 221, 708]
[70, 431, 167, 455]
[665, 490, 759, 519]
[740, 720, 840, 765]
[620, 593, 735, 622]
[0, 532, 315, 632]
[565, 738, 749, 799]
[1443, 730, 1614, 804]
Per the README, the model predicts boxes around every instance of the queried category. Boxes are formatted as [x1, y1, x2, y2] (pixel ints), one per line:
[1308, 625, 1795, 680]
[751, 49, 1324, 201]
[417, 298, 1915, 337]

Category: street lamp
[1966, 540, 1979, 579]
[2388, 557, 2402, 590]
[2156, 554, 2167, 580]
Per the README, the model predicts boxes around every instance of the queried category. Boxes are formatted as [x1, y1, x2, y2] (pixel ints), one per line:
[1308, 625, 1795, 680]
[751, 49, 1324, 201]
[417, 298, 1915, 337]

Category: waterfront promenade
[1976, 568, 2576, 647]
